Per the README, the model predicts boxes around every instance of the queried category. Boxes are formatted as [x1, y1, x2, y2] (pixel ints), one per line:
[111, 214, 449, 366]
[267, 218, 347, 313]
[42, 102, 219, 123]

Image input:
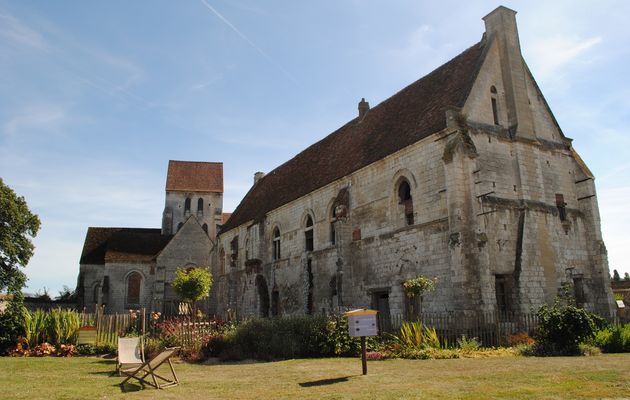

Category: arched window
[202, 223, 208, 234]
[330, 206, 337, 245]
[305, 215, 314, 252]
[490, 85, 499, 126]
[184, 197, 191, 214]
[177, 222, 183, 231]
[398, 180, 414, 225]
[126, 272, 142, 306]
[197, 198, 204, 215]
[272, 227, 281, 260]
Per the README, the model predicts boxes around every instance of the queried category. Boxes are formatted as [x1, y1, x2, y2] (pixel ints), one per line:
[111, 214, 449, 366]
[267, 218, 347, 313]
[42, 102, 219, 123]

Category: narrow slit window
[305, 215, 314, 252]
[490, 86, 499, 126]
[330, 207, 337, 245]
[272, 227, 281, 260]
[556, 194, 567, 221]
[197, 198, 204, 214]
[184, 197, 191, 214]
[398, 180, 414, 225]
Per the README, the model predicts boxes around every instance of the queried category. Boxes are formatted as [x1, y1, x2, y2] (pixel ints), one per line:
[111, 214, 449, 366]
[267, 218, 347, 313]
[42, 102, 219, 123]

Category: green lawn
[1, 354, 629, 399]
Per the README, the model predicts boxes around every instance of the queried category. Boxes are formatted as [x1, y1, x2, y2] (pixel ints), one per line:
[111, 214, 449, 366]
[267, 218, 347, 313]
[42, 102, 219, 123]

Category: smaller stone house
[76, 161, 223, 314]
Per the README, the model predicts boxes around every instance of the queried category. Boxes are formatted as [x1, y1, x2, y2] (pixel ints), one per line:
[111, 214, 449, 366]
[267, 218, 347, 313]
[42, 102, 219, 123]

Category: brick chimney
[254, 171, 266, 185]
[483, 6, 535, 140]
[358, 98, 370, 119]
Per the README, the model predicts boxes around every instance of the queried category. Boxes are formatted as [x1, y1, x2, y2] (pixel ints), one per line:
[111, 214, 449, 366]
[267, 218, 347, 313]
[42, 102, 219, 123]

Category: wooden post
[361, 336, 367, 375]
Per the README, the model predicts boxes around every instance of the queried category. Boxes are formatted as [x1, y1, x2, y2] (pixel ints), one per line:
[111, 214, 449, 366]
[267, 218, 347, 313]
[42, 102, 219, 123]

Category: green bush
[594, 324, 630, 353]
[0, 301, 27, 354]
[457, 336, 481, 352]
[209, 314, 380, 361]
[76, 344, 97, 356]
[534, 302, 598, 356]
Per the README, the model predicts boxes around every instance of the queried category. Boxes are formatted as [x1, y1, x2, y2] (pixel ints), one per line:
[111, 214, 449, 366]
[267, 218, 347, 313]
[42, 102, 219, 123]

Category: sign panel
[347, 313, 378, 337]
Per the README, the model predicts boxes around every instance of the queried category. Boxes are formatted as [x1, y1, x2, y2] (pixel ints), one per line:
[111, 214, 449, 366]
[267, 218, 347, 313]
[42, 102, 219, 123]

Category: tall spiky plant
[391, 321, 441, 350]
[22, 309, 48, 348]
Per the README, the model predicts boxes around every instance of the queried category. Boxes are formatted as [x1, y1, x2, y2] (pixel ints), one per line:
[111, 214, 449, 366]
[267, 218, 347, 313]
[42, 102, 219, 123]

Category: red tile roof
[80, 227, 172, 264]
[221, 38, 487, 233]
[221, 213, 232, 225]
[165, 160, 223, 193]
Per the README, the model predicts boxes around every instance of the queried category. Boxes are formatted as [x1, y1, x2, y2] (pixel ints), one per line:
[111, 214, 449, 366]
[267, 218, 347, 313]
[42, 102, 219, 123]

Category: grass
[1, 354, 629, 399]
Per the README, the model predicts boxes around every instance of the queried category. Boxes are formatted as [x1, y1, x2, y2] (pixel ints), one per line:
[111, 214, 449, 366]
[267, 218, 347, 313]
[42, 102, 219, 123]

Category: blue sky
[1, 1, 629, 296]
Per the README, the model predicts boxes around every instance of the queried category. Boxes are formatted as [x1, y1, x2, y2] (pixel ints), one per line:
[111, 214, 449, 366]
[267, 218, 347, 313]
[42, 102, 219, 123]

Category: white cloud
[526, 35, 602, 81]
[3, 105, 67, 137]
[0, 13, 47, 49]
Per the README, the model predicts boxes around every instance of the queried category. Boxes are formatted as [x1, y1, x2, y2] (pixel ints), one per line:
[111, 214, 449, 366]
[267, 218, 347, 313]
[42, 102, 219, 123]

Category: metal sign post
[345, 309, 378, 375]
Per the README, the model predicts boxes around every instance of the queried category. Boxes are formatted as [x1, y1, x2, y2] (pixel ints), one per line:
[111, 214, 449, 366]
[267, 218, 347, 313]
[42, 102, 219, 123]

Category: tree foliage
[0, 178, 40, 353]
[172, 267, 213, 304]
[0, 177, 41, 293]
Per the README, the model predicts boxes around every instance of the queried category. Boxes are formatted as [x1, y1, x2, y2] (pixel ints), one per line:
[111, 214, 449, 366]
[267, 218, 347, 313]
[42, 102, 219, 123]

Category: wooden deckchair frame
[120, 347, 180, 389]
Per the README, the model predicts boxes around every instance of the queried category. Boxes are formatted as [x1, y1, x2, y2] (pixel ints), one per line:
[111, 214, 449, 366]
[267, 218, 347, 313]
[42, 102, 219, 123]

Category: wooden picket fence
[382, 311, 540, 347]
[79, 310, 218, 347]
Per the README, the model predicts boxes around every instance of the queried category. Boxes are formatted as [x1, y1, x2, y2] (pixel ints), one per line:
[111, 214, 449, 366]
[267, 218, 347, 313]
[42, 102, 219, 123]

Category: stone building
[210, 6, 615, 320]
[77, 161, 224, 313]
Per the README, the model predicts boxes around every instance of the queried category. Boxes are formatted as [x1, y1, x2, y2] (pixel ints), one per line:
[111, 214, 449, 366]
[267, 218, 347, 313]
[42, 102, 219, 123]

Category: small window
[305, 215, 314, 252]
[272, 227, 281, 260]
[490, 86, 499, 126]
[398, 180, 414, 225]
[230, 235, 239, 261]
[184, 197, 191, 213]
[330, 206, 337, 245]
[126, 272, 142, 306]
[202, 223, 208, 234]
[197, 198, 204, 214]
[556, 194, 567, 221]
[177, 222, 183, 231]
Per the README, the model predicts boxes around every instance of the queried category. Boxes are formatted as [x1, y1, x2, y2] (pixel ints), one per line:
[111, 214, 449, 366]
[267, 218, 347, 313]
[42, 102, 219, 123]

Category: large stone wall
[210, 8, 615, 319]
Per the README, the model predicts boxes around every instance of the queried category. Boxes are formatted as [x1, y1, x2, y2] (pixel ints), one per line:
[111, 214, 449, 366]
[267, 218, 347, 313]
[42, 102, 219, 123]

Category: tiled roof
[165, 160, 223, 193]
[221, 213, 232, 225]
[80, 227, 172, 265]
[221, 38, 486, 233]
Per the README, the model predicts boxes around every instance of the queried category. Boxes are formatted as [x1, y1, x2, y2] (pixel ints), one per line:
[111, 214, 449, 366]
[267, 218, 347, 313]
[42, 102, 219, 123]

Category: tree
[612, 270, 621, 282]
[172, 267, 213, 318]
[0, 178, 40, 353]
[0, 177, 41, 293]
[624, 272, 630, 281]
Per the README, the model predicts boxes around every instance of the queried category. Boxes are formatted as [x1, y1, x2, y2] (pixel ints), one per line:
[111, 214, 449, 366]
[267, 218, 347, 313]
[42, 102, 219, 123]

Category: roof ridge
[221, 37, 487, 233]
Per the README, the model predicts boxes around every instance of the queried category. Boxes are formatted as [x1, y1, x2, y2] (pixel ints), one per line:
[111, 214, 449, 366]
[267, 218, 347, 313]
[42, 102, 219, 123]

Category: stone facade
[77, 161, 222, 314]
[209, 6, 615, 320]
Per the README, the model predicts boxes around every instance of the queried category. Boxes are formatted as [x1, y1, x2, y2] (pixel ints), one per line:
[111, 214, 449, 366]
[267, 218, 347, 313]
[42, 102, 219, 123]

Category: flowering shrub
[402, 276, 436, 298]
[508, 332, 535, 347]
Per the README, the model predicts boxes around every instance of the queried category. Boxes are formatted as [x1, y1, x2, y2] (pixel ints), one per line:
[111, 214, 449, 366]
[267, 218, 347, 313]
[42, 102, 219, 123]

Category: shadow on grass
[118, 382, 144, 392]
[91, 359, 116, 365]
[299, 376, 352, 387]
